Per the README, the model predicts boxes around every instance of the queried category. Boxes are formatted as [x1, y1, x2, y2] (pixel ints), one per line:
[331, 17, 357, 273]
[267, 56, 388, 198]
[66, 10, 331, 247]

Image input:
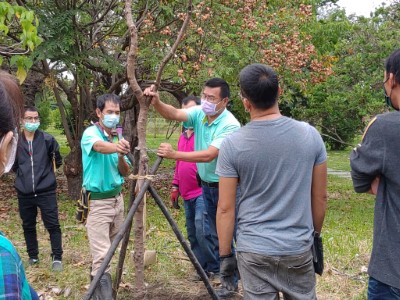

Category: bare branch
[108, 75, 127, 94]
[90, 20, 123, 50]
[80, 0, 118, 27]
[320, 132, 353, 147]
[125, 0, 142, 99]
[135, 2, 150, 29]
[0, 47, 29, 56]
[154, 0, 193, 88]
[41, 60, 74, 148]
[6, 31, 23, 44]
[319, 124, 354, 147]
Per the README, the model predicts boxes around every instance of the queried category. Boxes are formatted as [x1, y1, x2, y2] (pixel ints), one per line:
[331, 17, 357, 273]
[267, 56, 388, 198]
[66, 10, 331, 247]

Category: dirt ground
[121, 280, 243, 300]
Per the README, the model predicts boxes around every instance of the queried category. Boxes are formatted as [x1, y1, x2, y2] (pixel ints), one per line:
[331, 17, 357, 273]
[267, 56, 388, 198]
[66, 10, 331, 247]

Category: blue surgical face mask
[102, 113, 120, 128]
[24, 122, 40, 132]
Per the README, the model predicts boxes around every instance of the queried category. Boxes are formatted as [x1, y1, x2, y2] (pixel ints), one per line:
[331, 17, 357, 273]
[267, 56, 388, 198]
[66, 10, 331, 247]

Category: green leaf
[10, 55, 32, 83]
[16, 67, 27, 83]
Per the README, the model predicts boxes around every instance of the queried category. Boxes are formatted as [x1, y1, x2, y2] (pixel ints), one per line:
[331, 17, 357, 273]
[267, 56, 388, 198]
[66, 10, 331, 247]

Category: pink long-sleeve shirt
[172, 130, 203, 200]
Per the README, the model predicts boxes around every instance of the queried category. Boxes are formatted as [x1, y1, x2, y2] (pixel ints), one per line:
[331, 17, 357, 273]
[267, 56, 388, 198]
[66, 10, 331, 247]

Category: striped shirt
[0, 232, 34, 299]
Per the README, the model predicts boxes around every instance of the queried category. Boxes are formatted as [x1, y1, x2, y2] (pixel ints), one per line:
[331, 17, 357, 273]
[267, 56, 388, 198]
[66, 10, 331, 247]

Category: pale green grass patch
[327, 150, 352, 172]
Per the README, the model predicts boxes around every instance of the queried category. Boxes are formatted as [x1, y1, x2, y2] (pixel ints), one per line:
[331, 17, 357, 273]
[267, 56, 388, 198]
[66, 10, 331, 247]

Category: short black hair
[204, 78, 230, 99]
[24, 106, 38, 114]
[385, 49, 400, 83]
[96, 94, 121, 111]
[239, 63, 279, 110]
[182, 95, 200, 106]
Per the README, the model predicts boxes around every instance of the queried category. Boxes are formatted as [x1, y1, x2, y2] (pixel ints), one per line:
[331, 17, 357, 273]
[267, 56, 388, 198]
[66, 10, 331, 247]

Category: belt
[201, 179, 219, 188]
[89, 186, 122, 200]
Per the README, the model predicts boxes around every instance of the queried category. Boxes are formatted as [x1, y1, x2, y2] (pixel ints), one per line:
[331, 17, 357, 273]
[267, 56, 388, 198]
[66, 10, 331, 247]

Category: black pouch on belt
[76, 188, 90, 224]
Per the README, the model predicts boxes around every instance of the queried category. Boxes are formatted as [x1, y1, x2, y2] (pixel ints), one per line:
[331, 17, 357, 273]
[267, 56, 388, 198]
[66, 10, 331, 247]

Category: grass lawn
[318, 175, 373, 299]
[45, 126, 70, 157]
[327, 150, 352, 172]
[1, 125, 376, 299]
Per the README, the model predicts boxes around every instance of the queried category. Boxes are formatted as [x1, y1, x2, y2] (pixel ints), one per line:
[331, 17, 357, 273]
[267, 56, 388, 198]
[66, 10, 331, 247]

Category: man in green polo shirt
[81, 93, 130, 299]
[144, 78, 240, 297]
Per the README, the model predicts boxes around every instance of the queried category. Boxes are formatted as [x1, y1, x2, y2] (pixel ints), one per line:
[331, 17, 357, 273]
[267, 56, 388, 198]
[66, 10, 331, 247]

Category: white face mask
[201, 99, 224, 116]
[0, 130, 18, 176]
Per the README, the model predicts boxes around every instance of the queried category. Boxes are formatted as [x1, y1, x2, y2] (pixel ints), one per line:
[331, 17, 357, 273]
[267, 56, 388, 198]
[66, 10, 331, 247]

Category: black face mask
[383, 83, 398, 111]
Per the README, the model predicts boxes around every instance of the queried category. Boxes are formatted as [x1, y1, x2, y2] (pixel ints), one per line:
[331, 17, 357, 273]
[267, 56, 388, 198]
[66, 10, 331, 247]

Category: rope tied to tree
[128, 174, 155, 181]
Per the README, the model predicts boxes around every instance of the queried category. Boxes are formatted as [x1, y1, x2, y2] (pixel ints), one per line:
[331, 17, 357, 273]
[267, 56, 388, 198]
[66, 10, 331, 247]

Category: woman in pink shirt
[170, 96, 215, 278]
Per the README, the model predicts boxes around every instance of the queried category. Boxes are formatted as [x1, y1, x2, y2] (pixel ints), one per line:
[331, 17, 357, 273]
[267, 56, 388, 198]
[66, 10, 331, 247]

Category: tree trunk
[124, 0, 192, 297]
[21, 69, 45, 106]
[63, 145, 82, 200]
[133, 104, 150, 298]
[124, 103, 139, 152]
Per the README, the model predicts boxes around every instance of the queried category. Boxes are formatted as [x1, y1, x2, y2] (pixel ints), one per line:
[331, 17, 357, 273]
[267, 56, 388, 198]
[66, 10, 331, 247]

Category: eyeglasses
[24, 117, 40, 122]
[201, 93, 223, 104]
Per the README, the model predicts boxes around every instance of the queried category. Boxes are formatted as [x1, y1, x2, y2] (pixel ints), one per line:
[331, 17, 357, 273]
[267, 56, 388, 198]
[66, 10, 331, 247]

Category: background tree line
[1, 0, 400, 198]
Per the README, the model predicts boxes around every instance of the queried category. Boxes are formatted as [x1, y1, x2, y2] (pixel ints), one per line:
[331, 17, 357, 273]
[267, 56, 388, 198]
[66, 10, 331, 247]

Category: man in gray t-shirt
[215, 64, 327, 300]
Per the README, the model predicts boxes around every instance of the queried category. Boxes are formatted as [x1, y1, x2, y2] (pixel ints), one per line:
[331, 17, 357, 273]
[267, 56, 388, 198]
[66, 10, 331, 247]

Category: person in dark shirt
[350, 48, 400, 299]
[13, 107, 63, 272]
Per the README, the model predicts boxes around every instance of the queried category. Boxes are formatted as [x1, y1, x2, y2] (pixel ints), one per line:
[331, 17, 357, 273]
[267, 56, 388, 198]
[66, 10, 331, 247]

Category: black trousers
[18, 192, 63, 260]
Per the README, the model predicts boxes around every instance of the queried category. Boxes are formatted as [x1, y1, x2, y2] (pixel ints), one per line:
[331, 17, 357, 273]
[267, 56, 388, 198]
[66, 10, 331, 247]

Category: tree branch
[81, 0, 118, 28]
[319, 124, 354, 147]
[125, 0, 145, 100]
[154, 0, 193, 88]
[108, 75, 127, 94]
[41, 60, 74, 148]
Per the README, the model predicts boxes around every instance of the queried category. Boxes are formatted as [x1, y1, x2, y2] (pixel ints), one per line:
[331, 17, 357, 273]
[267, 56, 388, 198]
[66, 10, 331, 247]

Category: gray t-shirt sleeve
[311, 126, 327, 165]
[211, 123, 240, 150]
[350, 119, 384, 193]
[216, 137, 238, 178]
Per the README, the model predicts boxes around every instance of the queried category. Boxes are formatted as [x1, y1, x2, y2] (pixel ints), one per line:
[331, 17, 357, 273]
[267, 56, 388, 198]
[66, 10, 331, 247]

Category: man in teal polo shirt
[81, 93, 130, 299]
[144, 78, 240, 297]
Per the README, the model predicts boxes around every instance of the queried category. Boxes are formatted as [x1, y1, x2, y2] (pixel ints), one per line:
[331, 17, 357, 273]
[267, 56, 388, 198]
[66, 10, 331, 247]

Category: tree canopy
[1, 0, 400, 177]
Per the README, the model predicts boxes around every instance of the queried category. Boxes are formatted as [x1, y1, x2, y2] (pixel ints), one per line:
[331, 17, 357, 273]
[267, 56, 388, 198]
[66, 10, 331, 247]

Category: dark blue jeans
[368, 277, 400, 300]
[201, 185, 238, 274]
[183, 195, 212, 271]
[18, 192, 63, 261]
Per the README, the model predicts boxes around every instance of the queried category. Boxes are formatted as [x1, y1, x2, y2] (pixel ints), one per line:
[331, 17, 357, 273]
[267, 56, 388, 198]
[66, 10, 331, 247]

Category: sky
[336, 0, 395, 16]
